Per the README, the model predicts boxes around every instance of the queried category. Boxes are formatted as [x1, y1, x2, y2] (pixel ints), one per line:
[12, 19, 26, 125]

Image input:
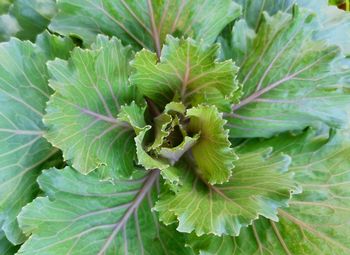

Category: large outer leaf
[189, 129, 350, 255]
[44, 35, 140, 179]
[0, 0, 56, 42]
[155, 144, 298, 236]
[230, 0, 350, 56]
[0, 35, 72, 244]
[225, 8, 350, 138]
[50, 0, 241, 54]
[130, 36, 239, 111]
[18, 167, 193, 255]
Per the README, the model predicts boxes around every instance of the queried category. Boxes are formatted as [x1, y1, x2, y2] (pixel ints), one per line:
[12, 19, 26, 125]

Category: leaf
[159, 135, 199, 165]
[0, 0, 56, 42]
[225, 8, 350, 138]
[0, 36, 72, 244]
[50, 0, 241, 54]
[231, 0, 350, 56]
[118, 102, 170, 171]
[135, 126, 170, 171]
[188, 128, 350, 255]
[118, 101, 147, 135]
[18, 167, 193, 255]
[44, 35, 141, 179]
[298, 0, 350, 56]
[218, 19, 256, 66]
[147, 113, 173, 152]
[154, 144, 298, 236]
[233, 0, 294, 31]
[0, 231, 18, 255]
[130, 36, 239, 110]
[187, 105, 236, 184]
[35, 31, 75, 60]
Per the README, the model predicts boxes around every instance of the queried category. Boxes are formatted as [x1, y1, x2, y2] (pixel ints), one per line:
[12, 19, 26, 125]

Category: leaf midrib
[97, 169, 160, 255]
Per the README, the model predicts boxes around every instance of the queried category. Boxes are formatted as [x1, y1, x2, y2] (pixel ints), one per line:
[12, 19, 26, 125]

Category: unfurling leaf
[187, 105, 236, 184]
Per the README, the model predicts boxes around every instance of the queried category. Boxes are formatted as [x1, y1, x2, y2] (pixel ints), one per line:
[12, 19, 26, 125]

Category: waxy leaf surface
[155, 144, 298, 236]
[18, 167, 193, 255]
[189, 129, 350, 255]
[225, 9, 350, 138]
[44, 35, 140, 179]
[0, 35, 72, 244]
[50, 0, 241, 54]
[0, 0, 56, 42]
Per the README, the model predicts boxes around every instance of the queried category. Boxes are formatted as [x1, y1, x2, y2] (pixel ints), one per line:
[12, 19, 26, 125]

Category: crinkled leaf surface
[0, 36, 72, 244]
[18, 167, 193, 255]
[155, 143, 298, 236]
[50, 0, 241, 53]
[189, 129, 350, 255]
[187, 105, 235, 184]
[44, 35, 140, 179]
[225, 9, 350, 138]
[130, 36, 239, 110]
[118, 102, 170, 171]
[0, 0, 56, 42]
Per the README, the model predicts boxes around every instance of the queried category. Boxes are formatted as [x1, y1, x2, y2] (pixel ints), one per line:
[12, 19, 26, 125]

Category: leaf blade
[44, 35, 141, 179]
[18, 167, 193, 255]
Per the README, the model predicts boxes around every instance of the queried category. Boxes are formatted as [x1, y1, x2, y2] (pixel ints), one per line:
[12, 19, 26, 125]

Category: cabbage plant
[1, 0, 350, 254]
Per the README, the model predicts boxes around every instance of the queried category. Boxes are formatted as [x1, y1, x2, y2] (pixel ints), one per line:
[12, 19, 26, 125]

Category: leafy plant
[0, 0, 350, 254]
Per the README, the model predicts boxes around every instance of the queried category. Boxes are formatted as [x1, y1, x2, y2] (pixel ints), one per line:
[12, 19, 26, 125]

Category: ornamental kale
[1, 0, 350, 255]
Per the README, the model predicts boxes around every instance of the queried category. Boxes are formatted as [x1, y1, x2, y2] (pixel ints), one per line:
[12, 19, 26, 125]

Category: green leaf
[189, 128, 350, 255]
[233, 0, 293, 30]
[44, 35, 141, 179]
[187, 105, 235, 184]
[130, 36, 239, 111]
[225, 8, 350, 138]
[148, 113, 173, 152]
[0, 0, 56, 42]
[155, 143, 298, 236]
[218, 19, 256, 66]
[231, 0, 350, 56]
[50, 0, 241, 53]
[118, 101, 147, 135]
[0, 36, 72, 244]
[135, 126, 170, 171]
[35, 31, 75, 60]
[0, 231, 18, 255]
[18, 167, 193, 255]
[159, 135, 199, 165]
[298, 0, 350, 56]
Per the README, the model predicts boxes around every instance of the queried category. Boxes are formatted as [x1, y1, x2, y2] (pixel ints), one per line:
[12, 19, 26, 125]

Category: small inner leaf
[187, 105, 236, 184]
[130, 36, 240, 110]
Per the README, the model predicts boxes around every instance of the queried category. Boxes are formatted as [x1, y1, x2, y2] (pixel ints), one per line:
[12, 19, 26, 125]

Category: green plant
[0, 0, 350, 254]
